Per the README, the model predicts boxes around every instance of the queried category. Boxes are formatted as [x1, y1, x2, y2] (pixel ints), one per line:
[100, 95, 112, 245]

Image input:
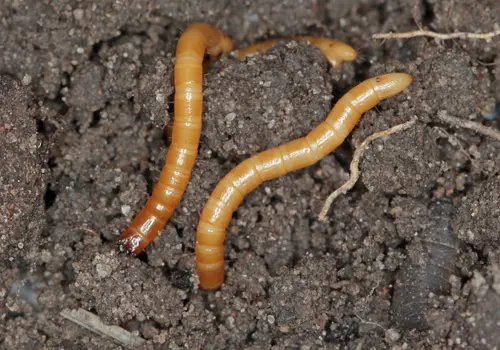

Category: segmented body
[119, 23, 233, 254]
[392, 200, 464, 330]
[236, 36, 358, 69]
[195, 73, 414, 290]
[120, 24, 358, 255]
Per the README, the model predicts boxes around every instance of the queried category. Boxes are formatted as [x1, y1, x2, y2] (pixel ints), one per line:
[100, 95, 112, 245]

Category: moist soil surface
[1, 1, 500, 349]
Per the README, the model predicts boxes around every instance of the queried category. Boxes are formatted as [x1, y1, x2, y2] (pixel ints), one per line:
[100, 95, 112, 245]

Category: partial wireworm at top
[195, 73, 414, 290]
[236, 36, 358, 69]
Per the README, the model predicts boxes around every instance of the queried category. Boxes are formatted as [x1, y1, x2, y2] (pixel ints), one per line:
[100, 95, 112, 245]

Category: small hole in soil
[137, 250, 148, 264]
[43, 184, 57, 209]
[89, 111, 101, 128]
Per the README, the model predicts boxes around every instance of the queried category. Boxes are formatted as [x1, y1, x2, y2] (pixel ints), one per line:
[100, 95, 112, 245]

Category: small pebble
[225, 112, 237, 124]
[279, 325, 290, 333]
[73, 9, 84, 21]
[482, 102, 500, 120]
[121, 205, 131, 216]
[155, 91, 165, 103]
[385, 328, 401, 342]
[267, 314, 275, 324]
[96, 263, 112, 278]
[158, 332, 167, 345]
[21, 74, 32, 85]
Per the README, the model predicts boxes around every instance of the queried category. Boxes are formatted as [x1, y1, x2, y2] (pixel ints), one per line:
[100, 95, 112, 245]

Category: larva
[119, 23, 233, 254]
[120, 24, 358, 255]
[195, 73, 414, 290]
[392, 200, 464, 330]
[236, 36, 358, 69]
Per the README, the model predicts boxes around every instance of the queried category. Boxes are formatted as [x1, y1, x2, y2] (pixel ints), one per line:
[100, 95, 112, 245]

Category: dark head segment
[371, 73, 414, 100]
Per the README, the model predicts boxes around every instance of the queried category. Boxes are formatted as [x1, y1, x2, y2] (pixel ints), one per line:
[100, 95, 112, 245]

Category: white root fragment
[60, 308, 146, 348]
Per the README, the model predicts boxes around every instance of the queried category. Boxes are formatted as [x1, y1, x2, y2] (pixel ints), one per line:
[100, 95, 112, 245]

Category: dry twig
[319, 110, 500, 221]
[373, 29, 500, 41]
[355, 313, 386, 331]
[412, 0, 423, 31]
[318, 118, 418, 221]
[437, 110, 500, 141]
[61, 308, 146, 348]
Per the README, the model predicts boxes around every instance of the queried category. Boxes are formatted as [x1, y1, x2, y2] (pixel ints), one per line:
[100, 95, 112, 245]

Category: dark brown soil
[1, 0, 499, 349]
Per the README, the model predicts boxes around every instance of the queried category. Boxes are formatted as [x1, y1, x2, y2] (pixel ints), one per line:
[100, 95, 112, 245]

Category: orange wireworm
[236, 36, 357, 69]
[119, 23, 233, 254]
[120, 24, 358, 255]
[195, 73, 414, 289]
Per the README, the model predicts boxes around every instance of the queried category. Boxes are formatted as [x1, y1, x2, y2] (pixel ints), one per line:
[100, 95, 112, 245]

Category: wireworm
[195, 73, 414, 289]
[119, 25, 358, 254]
[119, 23, 233, 254]
[236, 36, 358, 69]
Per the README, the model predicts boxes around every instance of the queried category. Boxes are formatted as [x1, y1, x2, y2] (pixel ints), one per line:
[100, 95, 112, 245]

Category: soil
[1, 0, 499, 349]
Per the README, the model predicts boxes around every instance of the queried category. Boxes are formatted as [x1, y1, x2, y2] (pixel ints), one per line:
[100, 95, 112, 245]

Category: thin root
[319, 111, 500, 221]
[60, 308, 146, 348]
[437, 110, 500, 141]
[318, 118, 418, 221]
[373, 29, 500, 41]
[354, 313, 387, 331]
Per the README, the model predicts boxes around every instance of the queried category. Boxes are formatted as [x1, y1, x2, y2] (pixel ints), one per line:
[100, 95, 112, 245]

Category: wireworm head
[317, 39, 358, 69]
[207, 31, 233, 56]
[218, 32, 234, 52]
[370, 73, 414, 100]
